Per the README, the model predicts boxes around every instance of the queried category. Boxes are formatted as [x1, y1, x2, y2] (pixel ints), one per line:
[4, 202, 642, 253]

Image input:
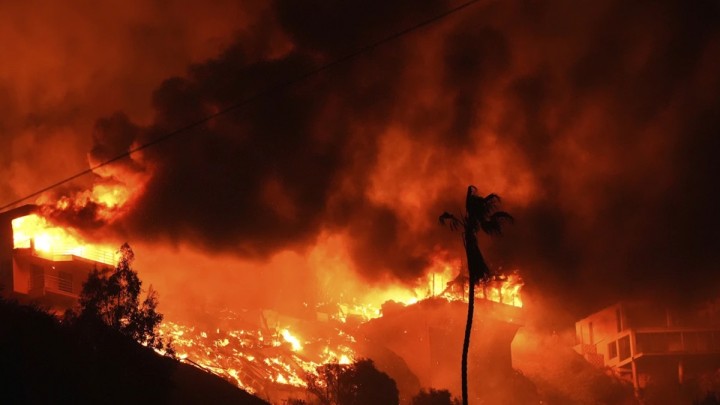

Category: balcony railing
[15, 240, 118, 266]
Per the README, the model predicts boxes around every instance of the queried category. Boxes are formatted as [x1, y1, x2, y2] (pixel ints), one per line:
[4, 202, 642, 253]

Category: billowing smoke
[84, 0, 452, 279]
[3, 0, 720, 321]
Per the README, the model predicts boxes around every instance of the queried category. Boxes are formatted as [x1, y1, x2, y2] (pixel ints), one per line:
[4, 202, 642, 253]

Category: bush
[306, 359, 399, 405]
[412, 388, 460, 405]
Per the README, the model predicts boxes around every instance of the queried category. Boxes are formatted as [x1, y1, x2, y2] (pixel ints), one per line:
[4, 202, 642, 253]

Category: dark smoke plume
[62, 0, 720, 317]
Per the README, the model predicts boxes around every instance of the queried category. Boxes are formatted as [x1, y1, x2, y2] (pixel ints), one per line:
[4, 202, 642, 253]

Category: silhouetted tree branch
[74, 243, 172, 354]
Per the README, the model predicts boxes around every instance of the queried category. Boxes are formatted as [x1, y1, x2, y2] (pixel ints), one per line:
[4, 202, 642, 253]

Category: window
[608, 341, 618, 359]
[636, 332, 682, 353]
[619, 335, 631, 360]
[58, 271, 73, 293]
[29, 265, 44, 291]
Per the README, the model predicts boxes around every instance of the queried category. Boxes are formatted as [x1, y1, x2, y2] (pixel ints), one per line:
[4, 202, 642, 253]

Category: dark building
[575, 301, 720, 395]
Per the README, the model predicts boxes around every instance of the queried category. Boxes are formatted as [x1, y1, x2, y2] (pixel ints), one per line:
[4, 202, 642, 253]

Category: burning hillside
[3, 206, 524, 403]
[1, 0, 718, 325]
[2, 1, 719, 403]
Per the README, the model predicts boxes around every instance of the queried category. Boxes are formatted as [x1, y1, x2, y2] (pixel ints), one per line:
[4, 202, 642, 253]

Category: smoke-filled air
[2, 0, 720, 403]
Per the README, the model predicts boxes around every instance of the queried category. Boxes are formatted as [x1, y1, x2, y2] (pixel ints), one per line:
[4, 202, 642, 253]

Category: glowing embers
[437, 270, 524, 308]
[280, 329, 303, 352]
[11, 214, 116, 265]
[46, 181, 136, 223]
[394, 252, 524, 309]
[426, 253, 524, 308]
[158, 320, 357, 394]
[480, 271, 523, 308]
[157, 269, 525, 396]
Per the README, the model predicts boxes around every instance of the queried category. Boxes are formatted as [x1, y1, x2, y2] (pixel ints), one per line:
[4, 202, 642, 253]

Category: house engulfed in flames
[0, 204, 115, 309]
[0, 204, 526, 403]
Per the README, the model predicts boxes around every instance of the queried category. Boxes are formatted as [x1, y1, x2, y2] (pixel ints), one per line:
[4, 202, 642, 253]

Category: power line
[0, 0, 483, 212]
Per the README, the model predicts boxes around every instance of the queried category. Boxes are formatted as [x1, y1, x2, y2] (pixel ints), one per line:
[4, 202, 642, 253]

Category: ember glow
[10, 209, 524, 398]
[157, 251, 524, 395]
[156, 274, 523, 397]
[158, 317, 358, 395]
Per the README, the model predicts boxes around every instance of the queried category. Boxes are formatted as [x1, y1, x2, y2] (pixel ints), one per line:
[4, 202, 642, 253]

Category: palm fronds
[439, 212, 463, 231]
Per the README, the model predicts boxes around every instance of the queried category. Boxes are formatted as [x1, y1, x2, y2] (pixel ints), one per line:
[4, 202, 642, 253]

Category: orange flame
[11, 213, 116, 265]
[158, 320, 357, 394]
[9, 196, 524, 398]
[151, 254, 523, 396]
[9, 182, 134, 264]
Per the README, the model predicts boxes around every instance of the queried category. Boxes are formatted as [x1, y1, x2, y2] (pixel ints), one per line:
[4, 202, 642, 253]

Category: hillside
[0, 298, 268, 405]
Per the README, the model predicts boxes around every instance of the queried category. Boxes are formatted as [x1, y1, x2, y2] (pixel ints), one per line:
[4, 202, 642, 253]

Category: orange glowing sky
[2, 0, 720, 325]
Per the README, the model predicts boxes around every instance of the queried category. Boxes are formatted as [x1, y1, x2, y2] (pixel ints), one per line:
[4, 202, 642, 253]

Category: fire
[8, 181, 134, 265]
[155, 259, 523, 398]
[158, 318, 357, 395]
[8, 204, 524, 400]
[424, 252, 524, 308]
[281, 329, 303, 352]
[343, 253, 523, 321]
[11, 213, 116, 265]
[90, 183, 131, 209]
[482, 271, 524, 308]
[44, 181, 133, 223]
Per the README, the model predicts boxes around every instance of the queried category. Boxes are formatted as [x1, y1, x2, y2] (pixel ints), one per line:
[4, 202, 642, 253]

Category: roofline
[0, 204, 38, 222]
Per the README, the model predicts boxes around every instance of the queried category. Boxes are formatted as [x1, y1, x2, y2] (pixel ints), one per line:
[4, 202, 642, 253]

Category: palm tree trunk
[462, 279, 474, 405]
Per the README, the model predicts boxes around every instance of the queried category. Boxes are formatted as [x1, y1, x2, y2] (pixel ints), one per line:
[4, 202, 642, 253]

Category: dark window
[29, 265, 44, 291]
[619, 336, 631, 360]
[58, 272, 73, 293]
[635, 332, 683, 354]
[608, 341, 618, 359]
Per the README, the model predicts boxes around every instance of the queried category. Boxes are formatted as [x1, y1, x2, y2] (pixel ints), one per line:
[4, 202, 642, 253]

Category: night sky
[2, 0, 719, 324]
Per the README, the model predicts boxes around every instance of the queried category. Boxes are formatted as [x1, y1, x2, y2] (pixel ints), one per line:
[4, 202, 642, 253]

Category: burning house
[575, 301, 720, 397]
[0, 205, 114, 310]
[0, 205, 527, 403]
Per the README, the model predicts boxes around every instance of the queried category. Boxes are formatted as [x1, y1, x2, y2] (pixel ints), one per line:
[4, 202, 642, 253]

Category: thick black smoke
[83, 0, 720, 317]
[85, 1, 447, 278]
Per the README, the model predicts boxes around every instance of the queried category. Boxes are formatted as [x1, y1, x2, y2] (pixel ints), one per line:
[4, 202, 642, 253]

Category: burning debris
[1, 206, 525, 403]
[158, 316, 357, 398]
[157, 292, 525, 403]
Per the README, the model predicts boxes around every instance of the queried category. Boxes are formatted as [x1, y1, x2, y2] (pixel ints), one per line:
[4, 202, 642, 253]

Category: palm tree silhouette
[439, 186, 513, 405]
